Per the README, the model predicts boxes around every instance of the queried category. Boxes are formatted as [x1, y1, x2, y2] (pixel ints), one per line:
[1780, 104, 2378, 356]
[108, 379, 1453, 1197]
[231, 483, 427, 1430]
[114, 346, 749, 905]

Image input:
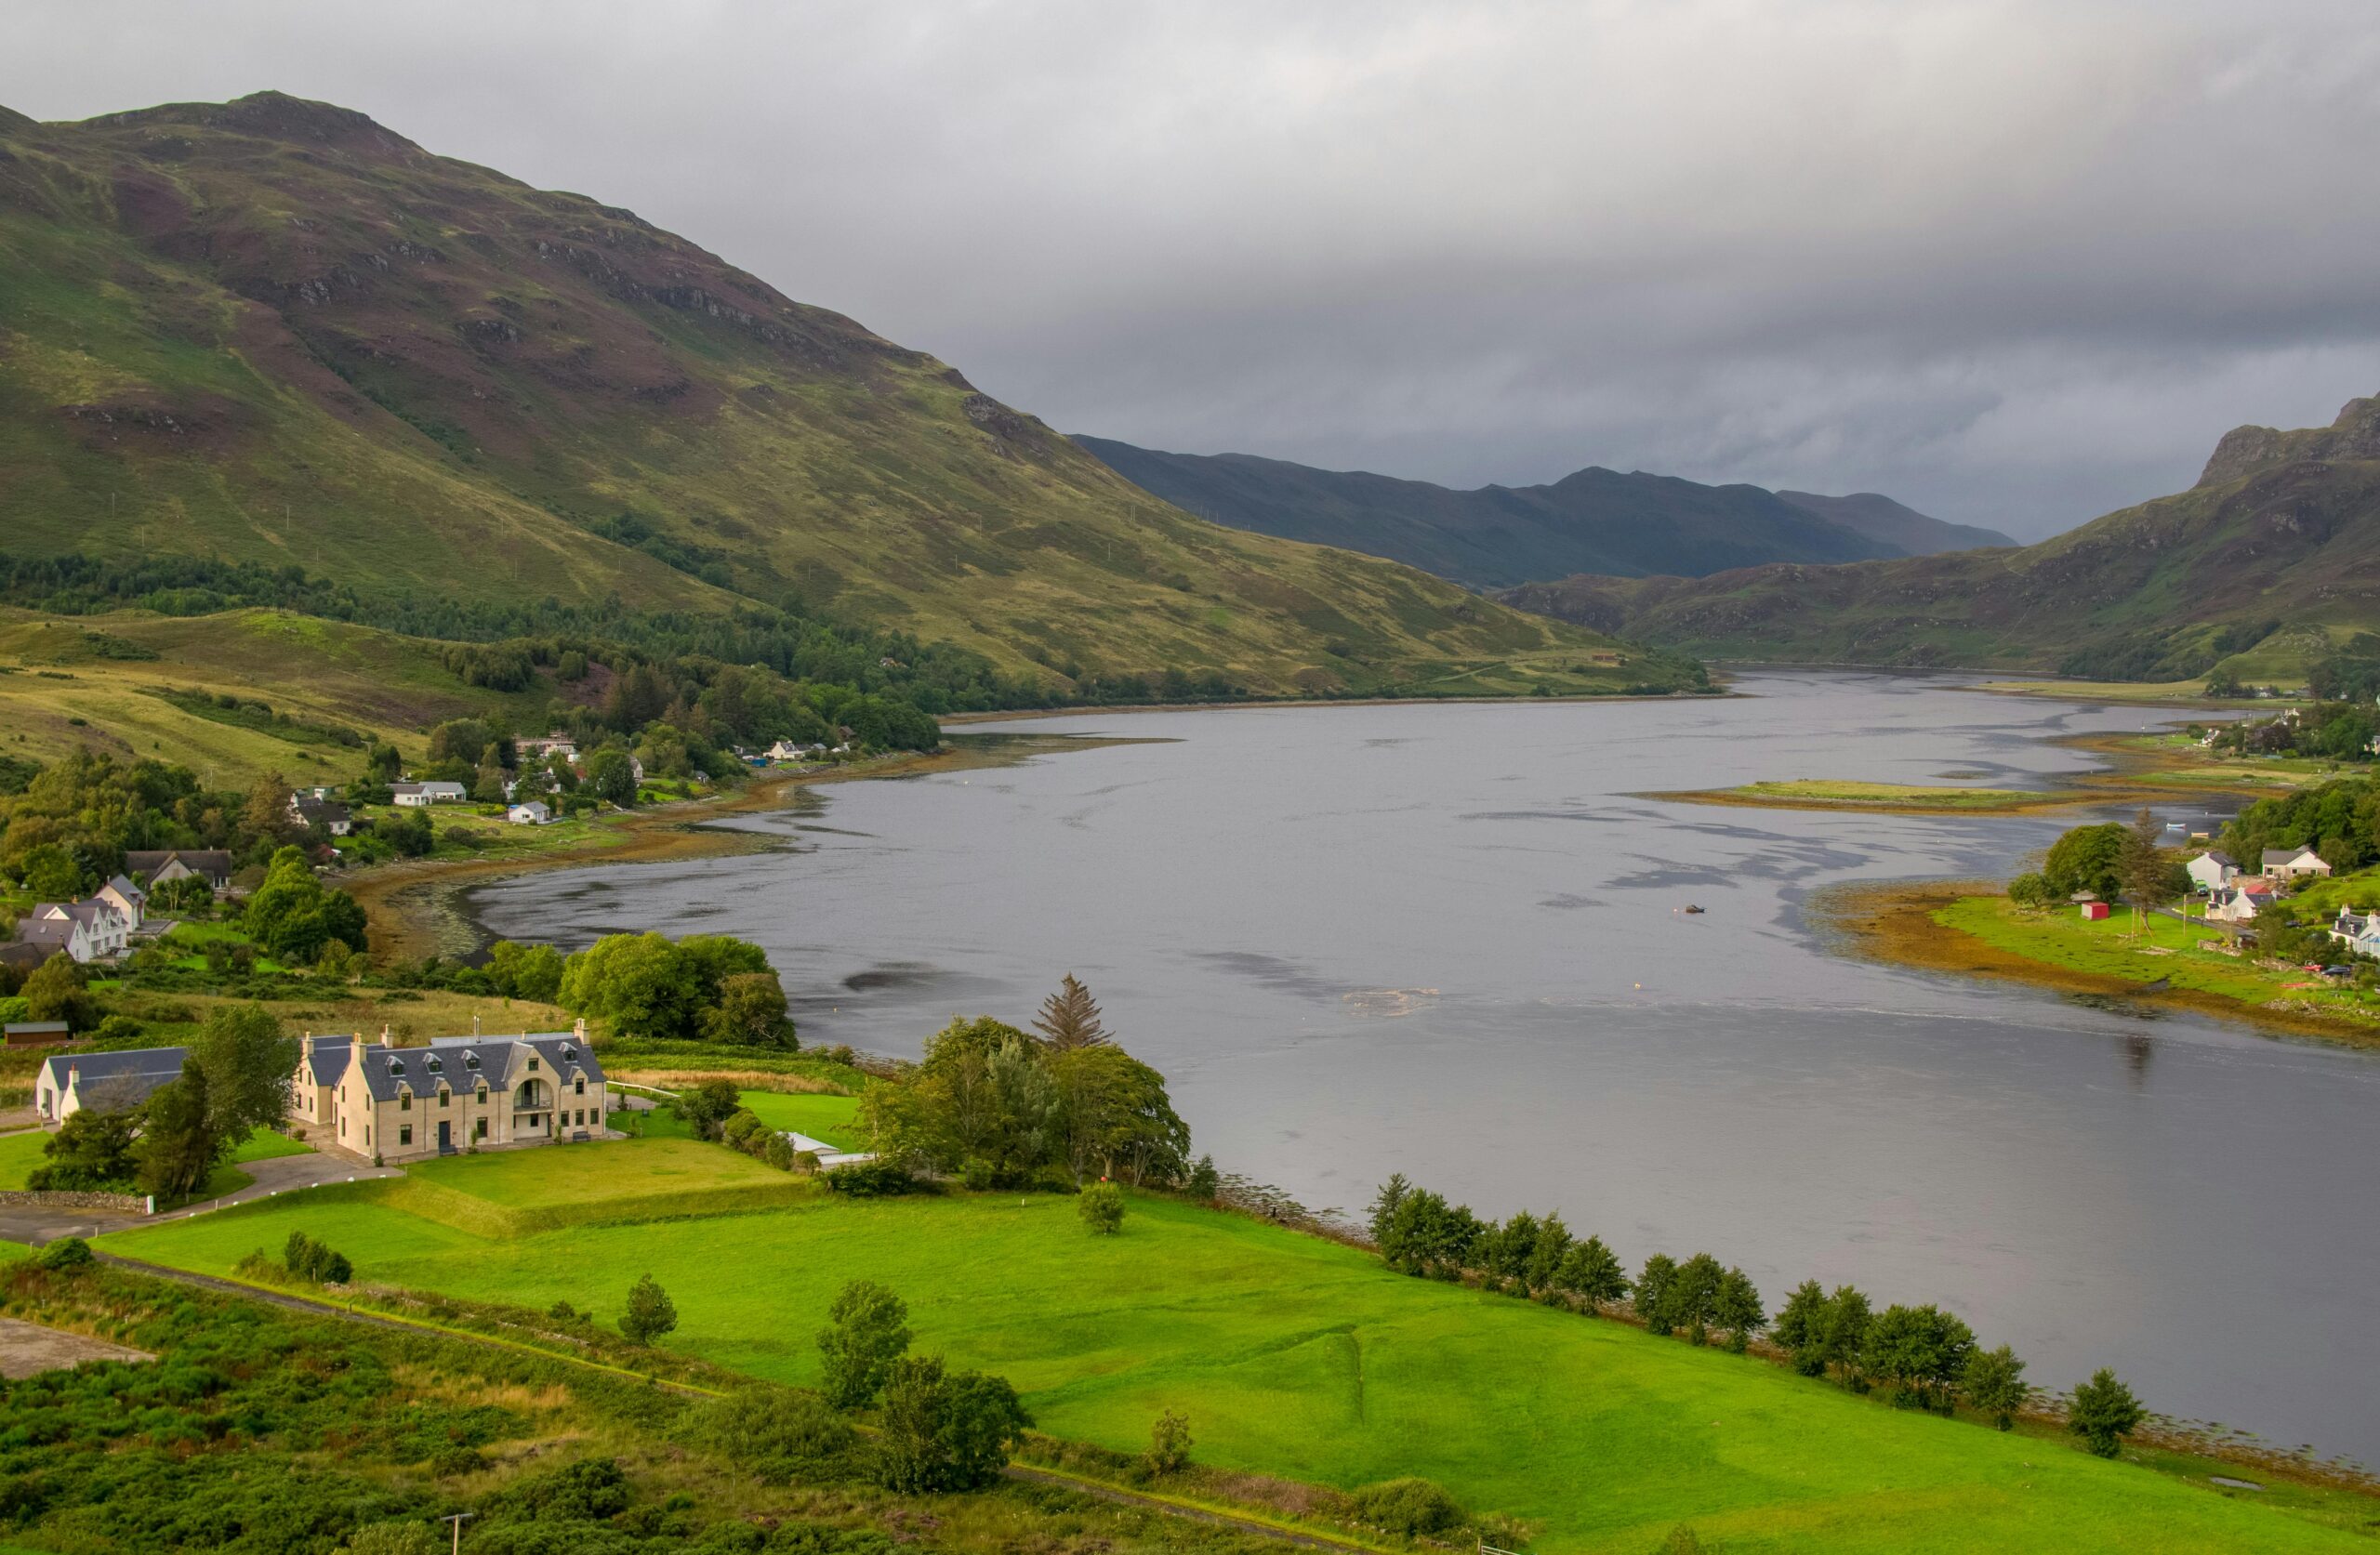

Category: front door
[437, 1120, 452, 1153]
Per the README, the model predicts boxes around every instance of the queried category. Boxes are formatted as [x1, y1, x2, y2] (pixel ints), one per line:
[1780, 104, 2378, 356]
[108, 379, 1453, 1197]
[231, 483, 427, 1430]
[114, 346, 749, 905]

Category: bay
[471, 668, 2380, 1464]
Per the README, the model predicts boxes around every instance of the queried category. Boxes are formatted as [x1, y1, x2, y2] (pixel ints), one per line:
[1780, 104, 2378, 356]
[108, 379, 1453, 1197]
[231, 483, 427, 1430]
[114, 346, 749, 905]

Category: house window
[439, 1089, 450, 1108]
[574, 1078, 585, 1095]
[338, 1116, 345, 1138]
[528, 1058, 539, 1072]
[477, 1085, 488, 1103]
[475, 1117, 487, 1140]
[400, 1125, 412, 1146]
[400, 1093, 412, 1112]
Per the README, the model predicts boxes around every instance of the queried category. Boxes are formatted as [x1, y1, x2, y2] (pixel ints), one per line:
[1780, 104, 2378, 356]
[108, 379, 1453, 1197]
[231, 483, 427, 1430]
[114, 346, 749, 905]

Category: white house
[2209, 883, 2276, 924]
[20, 900, 129, 961]
[392, 781, 469, 808]
[519, 735, 579, 764]
[2184, 851, 2238, 894]
[2330, 911, 2380, 957]
[507, 800, 552, 825]
[35, 1045, 190, 1122]
[290, 795, 353, 836]
[2262, 845, 2333, 882]
[765, 739, 822, 763]
[124, 850, 235, 891]
[97, 874, 147, 930]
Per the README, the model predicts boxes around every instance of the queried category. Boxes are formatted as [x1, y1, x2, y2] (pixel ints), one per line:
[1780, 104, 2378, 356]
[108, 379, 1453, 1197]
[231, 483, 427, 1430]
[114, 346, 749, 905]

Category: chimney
[472, 1013, 481, 1037]
[379, 1023, 391, 1046]
[572, 1018, 587, 1041]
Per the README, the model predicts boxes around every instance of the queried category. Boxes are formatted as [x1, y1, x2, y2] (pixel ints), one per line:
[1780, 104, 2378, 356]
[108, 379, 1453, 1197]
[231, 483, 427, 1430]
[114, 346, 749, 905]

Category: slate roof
[123, 850, 235, 883]
[2263, 847, 2322, 868]
[15, 918, 81, 950]
[293, 798, 351, 826]
[330, 1033, 603, 1102]
[40, 1046, 191, 1112]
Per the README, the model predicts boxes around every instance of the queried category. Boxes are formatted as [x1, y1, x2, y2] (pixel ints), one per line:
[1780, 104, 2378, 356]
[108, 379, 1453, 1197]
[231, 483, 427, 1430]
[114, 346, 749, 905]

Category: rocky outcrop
[2199, 397, 2380, 489]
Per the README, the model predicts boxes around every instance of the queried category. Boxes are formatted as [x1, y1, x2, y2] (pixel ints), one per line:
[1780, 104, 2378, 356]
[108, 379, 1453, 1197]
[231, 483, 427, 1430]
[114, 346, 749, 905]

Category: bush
[1351, 1477, 1469, 1539]
[826, 1158, 919, 1197]
[619, 1273, 679, 1345]
[284, 1230, 353, 1285]
[344, 1523, 440, 1555]
[872, 1354, 1032, 1493]
[34, 1237, 93, 1272]
[1078, 1179, 1126, 1234]
[818, 1280, 911, 1410]
[1144, 1409, 1192, 1475]
[679, 1388, 858, 1483]
[2068, 1367, 2145, 1457]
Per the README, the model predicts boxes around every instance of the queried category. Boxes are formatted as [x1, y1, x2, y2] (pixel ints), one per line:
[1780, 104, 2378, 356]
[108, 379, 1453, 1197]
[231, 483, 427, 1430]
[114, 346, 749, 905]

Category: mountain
[1072, 437, 1908, 587]
[1771, 491, 2014, 555]
[0, 92, 1680, 699]
[1497, 397, 2380, 681]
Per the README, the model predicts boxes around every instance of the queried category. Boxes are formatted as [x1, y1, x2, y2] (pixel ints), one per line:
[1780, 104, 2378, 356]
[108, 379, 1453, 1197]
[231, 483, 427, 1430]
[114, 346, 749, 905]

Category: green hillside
[0, 92, 1681, 699]
[1498, 395, 2380, 681]
[1075, 435, 1905, 586]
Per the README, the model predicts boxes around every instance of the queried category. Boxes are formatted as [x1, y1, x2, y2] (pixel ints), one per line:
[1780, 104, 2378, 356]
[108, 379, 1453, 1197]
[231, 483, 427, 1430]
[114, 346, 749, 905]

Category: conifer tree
[1032, 974, 1114, 1049]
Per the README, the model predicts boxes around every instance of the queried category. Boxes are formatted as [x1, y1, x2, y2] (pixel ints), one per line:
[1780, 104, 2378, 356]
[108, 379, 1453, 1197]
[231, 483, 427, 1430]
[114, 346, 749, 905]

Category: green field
[97, 1140, 2363, 1552]
[1934, 895, 2380, 1027]
[736, 1090, 864, 1150]
[0, 1130, 47, 1190]
[229, 1127, 312, 1165]
[1681, 779, 2056, 811]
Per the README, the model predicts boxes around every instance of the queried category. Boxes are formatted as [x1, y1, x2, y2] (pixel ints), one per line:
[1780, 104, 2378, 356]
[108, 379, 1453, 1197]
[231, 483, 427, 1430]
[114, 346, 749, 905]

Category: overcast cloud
[13, 0, 2380, 538]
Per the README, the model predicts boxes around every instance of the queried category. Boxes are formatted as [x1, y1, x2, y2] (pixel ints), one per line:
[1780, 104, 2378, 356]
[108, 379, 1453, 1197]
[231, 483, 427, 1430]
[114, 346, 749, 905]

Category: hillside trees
[2043, 823, 2125, 902]
[2069, 1368, 2146, 1456]
[188, 1002, 299, 1143]
[242, 847, 368, 962]
[818, 1279, 913, 1409]
[1032, 973, 1113, 1048]
[557, 931, 787, 1043]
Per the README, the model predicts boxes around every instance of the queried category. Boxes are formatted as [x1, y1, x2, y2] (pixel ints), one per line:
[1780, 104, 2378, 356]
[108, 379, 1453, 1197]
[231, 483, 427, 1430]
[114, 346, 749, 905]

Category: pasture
[96, 1146, 2364, 1553]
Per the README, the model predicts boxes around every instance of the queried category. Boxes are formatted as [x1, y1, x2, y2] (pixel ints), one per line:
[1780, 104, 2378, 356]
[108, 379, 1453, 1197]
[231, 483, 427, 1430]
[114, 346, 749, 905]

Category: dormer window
[426, 1056, 443, 1074]
[465, 1053, 481, 1071]
[562, 1045, 577, 1061]
[388, 1058, 404, 1075]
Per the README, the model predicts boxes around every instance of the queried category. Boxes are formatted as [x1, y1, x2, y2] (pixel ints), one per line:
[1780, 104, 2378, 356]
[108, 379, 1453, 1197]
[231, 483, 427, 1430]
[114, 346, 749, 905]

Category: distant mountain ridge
[1496, 396, 2380, 682]
[0, 92, 1683, 700]
[1073, 437, 2007, 588]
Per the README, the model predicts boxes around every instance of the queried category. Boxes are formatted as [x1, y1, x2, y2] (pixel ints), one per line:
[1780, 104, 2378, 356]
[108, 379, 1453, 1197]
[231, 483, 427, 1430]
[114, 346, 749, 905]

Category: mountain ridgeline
[1074, 437, 2012, 589]
[1497, 397, 2380, 681]
[0, 92, 1686, 701]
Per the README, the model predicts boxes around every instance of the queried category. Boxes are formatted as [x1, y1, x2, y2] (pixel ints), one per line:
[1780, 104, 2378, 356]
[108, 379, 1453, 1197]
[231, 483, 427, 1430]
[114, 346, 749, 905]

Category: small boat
[1681, 903, 1706, 915]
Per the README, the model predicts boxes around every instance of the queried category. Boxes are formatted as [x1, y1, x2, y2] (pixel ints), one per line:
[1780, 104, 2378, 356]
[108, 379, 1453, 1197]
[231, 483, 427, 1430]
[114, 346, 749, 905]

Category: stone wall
[0, 1189, 147, 1214]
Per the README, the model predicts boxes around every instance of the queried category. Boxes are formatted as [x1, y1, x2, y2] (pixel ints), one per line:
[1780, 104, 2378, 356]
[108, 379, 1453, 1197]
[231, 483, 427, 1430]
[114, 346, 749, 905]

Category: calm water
[473, 670, 2380, 1462]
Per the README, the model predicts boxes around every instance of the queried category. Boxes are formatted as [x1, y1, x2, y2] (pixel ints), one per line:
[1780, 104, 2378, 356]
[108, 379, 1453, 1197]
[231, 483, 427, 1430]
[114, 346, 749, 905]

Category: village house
[96, 874, 147, 930]
[123, 850, 235, 892]
[0, 942, 46, 979]
[2209, 879, 2277, 924]
[289, 1026, 609, 1161]
[518, 735, 578, 764]
[391, 780, 469, 807]
[4, 1021, 72, 1048]
[289, 793, 353, 836]
[34, 1046, 190, 1123]
[766, 739, 826, 763]
[15, 900, 130, 963]
[506, 800, 552, 825]
[2262, 845, 2333, 882]
[2331, 911, 2380, 958]
[2185, 850, 2239, 894]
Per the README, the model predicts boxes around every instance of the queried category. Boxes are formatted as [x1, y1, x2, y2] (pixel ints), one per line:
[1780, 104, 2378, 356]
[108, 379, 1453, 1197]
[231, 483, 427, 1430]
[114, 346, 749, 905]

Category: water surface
[474, 670, 2380, 1462]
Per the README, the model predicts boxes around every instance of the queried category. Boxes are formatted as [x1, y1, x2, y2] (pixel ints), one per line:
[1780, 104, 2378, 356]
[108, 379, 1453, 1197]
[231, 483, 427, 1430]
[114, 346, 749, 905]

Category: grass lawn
[1707, 779, 2054, 811]
[230, 1128, 312, 1165]
[733, 1091, 863, 1150]
[98, 1179, 2368, 1552]
[0, 1130, 49, 1191]
[372, 1138, 822, 1235]
[1934, 896, 2380, 1026]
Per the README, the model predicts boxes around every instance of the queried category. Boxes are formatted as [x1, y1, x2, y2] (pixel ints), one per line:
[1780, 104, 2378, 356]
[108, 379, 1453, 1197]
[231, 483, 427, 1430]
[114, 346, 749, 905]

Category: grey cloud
[12, 0, 2380, 539]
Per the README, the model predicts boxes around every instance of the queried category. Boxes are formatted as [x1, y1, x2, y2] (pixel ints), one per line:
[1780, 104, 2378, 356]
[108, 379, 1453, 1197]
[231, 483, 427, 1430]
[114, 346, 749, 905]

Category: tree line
[1367, 1175, 2146, 1456]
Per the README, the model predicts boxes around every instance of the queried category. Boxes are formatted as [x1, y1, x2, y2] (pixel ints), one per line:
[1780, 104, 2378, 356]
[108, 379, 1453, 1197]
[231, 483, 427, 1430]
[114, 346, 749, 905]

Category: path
[0, 1149, 399, 1246]
[82, 1253, 1384, 1555]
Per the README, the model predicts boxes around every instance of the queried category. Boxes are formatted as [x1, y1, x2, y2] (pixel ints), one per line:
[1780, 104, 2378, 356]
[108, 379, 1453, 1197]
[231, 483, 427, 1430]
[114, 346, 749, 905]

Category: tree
[243, 847, 366, 962]
[1816, 1285, 1873, 1388]
[137, 1061, 222, 1201]
[1554, 1234, 1629, 1311]
[487, 940, 567, 1003]
[702, 969, 798, 1048]
[1078, 1179, 1126, 1233]
[19, 842, 84, 900]
[559, 932, 705, 1040]
[864, 1018, 1065, 1185]
[676, 1078, 742, 1141]
[1187, 1153, 1219, 1203]
[1634, 1255, 1680, 1334]
[1526, 1212, 1576, 1294]
[28, 1108, 139, 1191]
[817, 1279, 912, 1409]
[2006, 872, 2052, 909]
[241, 771, 297, 848]
[1049, 1043, 1189, 1187]
[1964, 1343, 2029, 1430]
[585, 748, 639, 807]
[873, 1355, 1032, 1492]
[1367, 1174, 1412, 1244]
[187, 1003, 298, 1146]
[1376, 1188, 1482, 1276]
[2043, 822, 2127, 903]
[1712, 1267, 1765, 1353]
[1772, 1279, 1833, 1377]
[2068, 1367, 2145, 1457]
[1862, 1303, 1977, 1410]
[1031, 973, 1113, 1049]
[1146, 1409, 1193, 1475]
[2116, 808, 2171, 924]
[619, 1274, 679, 1345]
[20, 953, 98, 1030]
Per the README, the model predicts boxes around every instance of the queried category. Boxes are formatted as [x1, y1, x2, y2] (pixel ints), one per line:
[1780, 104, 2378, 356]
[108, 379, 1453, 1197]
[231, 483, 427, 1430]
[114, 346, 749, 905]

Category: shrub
[34, 1237, 93, 1272]
[826, 1158, 918, 1196]
[344, 1523, 440, 1555]
[619, 1273, 679, 1345]
[1185, 1153, 1219, 1202]
[2069, 1367, 2145, 1457]
[1078, 1179, 1125, 1234]
[1351, 1477, 1468, 1539]
[872, 1354, 1032, 1493]
[1145, 1409, 1192, 1475]
[679, 1388, 858, 1482]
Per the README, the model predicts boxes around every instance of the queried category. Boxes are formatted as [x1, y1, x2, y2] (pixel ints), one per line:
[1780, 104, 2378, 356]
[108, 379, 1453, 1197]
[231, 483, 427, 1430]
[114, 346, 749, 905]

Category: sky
[12, 1, 2380, 540]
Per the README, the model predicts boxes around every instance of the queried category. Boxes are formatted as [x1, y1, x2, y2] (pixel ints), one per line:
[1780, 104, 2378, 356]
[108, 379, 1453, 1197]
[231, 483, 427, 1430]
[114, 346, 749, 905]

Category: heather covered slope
[1074, 435, 1900, 586]
[1500, 397, 2380, 680]
[0, 93, 1673, 697]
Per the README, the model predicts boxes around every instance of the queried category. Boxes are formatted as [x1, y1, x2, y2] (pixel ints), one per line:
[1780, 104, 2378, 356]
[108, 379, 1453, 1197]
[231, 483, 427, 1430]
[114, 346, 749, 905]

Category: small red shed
[2079, 902, 2111, 921]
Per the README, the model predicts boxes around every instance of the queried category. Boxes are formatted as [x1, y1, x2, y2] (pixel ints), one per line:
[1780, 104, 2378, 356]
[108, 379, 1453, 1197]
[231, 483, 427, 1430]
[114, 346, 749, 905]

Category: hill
[1073, 436, 1908, 586]
[1499, 396, 2380, 680]
[1773, 489, 2015, 555]
[0, 92, 1675, 700]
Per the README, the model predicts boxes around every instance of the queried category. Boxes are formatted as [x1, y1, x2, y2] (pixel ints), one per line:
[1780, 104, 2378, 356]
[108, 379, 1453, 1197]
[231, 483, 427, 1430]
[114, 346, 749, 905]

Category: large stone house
[290, 1026, 608, 1160]
[15, 899, 130, 963]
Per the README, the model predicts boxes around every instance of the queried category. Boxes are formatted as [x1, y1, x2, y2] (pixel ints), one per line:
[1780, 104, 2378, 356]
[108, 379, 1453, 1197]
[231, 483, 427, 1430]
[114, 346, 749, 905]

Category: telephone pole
[442, 1511, 474, 1553]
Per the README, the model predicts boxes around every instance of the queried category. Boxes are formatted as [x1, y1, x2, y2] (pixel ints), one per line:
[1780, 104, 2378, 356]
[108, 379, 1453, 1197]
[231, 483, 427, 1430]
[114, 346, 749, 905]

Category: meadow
[1661, 779, 2056, 813]
[98, 1141, 2370, 1553]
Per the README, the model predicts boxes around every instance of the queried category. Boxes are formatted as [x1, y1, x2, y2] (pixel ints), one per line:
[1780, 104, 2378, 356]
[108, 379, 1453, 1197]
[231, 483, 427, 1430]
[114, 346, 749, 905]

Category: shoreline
[1811, 879, 2380, 1052]
[346, 736, 1135, 964]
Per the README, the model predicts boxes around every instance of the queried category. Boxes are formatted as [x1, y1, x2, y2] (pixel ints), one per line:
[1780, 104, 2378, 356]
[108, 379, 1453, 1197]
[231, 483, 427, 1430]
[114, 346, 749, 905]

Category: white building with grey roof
[35, 1046, 191, 1122]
